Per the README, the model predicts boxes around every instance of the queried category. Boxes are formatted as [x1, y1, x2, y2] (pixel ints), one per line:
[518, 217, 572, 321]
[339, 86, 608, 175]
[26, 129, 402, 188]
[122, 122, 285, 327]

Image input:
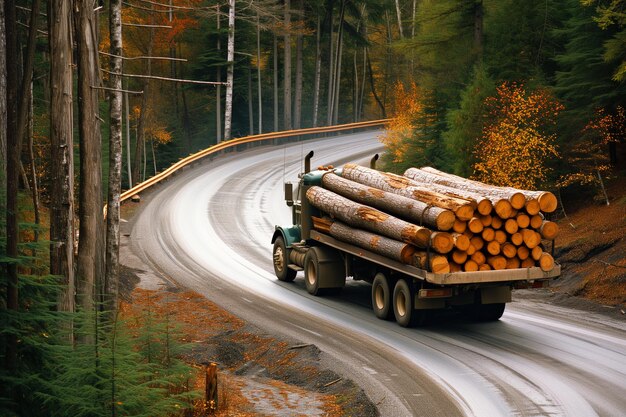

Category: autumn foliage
[473, 83, 562, 189]
[559, 106, 626, 188]
[379, 82, 435, 169]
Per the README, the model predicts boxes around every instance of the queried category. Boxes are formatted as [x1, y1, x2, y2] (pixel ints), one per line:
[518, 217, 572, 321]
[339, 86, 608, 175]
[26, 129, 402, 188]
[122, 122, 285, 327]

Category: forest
[1, 0, 625, 415]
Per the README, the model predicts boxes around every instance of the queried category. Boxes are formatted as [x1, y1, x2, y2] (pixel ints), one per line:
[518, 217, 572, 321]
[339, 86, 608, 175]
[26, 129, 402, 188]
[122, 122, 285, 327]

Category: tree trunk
[312, 16, 321, 127]
[306, 186, 435, 250]
[474, 0, 483, 57]
[325, 220, 417, 264]
[283, 0, 292, 130]
[418, 166, 557, 213]
[333, 23, 343, 125]
[49, 0, 75, 314]
[326, 4, 334, 126]
[105, 0, 123, 312]
[293, 0, 303, 129]
[216, 5, 222, 142]
[366, 49, 385, 117]
[75, 0, 104, 313]
[247, 66, 253, 134]
[273, 34, 279, 131]
[321, 172, 455, 231]
[394, 0, 403, 39]
[4, 0, 19, 371]
[256, 12, 262, 133]
[224, 0, 235, 140]
[124, 90, 132, 188]
[0, 2, 6, 183]
[402, 168, 494, 216]
[342, 164, 475, 221]
[26, 81, 40, 243]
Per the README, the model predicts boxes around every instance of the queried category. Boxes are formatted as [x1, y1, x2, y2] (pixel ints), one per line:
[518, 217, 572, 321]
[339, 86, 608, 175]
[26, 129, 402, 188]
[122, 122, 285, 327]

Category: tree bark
[224, 0, 235, 140]
[105, 0, 123, 312]
[283, 0, 292, 130]
[49, 0, 75, 314]
[216, 5, 222, 142]
[293, 0, 303, 129]
[256, 12, 262, 133]
[4, 0, 19, 371]
[394, 0, 403, 39]
[306, 186, 433, 249]
[75, 0, 104, 313]
[321, 172, 455, 231]
[312, 16, 321, 127]
[342, 164, 475, 221]
[273, 34, 279, 131]
[326, 220, 417, 264]
[0, 2, 6, 183]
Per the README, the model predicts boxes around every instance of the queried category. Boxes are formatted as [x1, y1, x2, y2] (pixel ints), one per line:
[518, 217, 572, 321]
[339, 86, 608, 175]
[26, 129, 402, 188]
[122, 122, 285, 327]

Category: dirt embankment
[547, 174, 626, 316]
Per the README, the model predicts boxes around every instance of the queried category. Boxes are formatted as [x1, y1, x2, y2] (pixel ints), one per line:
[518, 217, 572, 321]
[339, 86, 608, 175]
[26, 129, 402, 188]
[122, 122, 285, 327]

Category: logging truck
[271, 151, 561, 327]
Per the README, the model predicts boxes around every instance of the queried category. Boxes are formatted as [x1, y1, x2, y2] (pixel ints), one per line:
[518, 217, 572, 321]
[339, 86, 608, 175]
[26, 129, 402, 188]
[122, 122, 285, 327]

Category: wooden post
[205, 362, 218, 414]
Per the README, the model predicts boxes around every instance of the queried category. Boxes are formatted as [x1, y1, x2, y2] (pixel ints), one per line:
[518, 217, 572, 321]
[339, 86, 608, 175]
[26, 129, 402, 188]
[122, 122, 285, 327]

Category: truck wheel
[393, 279, 417, 327]
[471, 303, 506, 321]
[273, 237, 296, 282]
[372, 273, 394, 320]
[304, 249, 322, 295]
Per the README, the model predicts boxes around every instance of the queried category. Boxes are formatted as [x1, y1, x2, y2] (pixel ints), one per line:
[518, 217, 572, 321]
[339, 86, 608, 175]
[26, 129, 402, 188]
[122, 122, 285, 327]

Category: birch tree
[105, 0, 123, 311]
[283, 0, 292, 130]
[224, 0, 236, 140]
[49, 0, 75, 314]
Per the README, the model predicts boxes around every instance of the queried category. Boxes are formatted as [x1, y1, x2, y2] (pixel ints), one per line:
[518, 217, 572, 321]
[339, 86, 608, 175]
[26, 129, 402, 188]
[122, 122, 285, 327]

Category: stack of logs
[306, 163, 558, 274]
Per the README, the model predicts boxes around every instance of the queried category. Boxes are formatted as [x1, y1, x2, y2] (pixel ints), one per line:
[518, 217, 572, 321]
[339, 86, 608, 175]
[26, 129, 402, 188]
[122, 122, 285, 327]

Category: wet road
[130, 132, 626, 416]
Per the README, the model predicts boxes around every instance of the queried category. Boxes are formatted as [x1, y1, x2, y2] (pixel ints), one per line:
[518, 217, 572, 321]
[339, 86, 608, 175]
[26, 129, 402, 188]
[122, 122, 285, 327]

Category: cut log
[523, 190, 558, 213]
[506, 257, 521, 269]
[468, 217, 484, 234]
[464, 260, 479, 272]
[505, 218, 519, 234]
[501, 242, 517, 259]
[517, 245, 530, 260]
[402, 168, 494, 215]
[525, 198, 541, 215]
[494, 230, 507, 244]
[342, 164, 475, 220]
[491, 216, 503, 230]
[480, 214, 492, 227]
[452, 250, 468, 264]
[511, 232, 523, 246]
[322, 172, 455, 231]
[479, 263, 492, 271]
[488, 255, 507, 270]
[530, 214, 543, 229]
[522, 229, 541, 249]
[516, 213, 530, 229]
[306, 186, 432, 249]
[449, 262, 463, 272]
[521, 258, 535, 268]
[471, 250, 486, 266]
[539, 220, 559, 240]
[453, 219, 467, 233]
[539, 252, 555, 271]
[470, 236, 484, 251]
[431, 232, 455, 254]
[327, 221, 417, 264]
[415, 166, 523, 216]
[531, 245, 543, 261]
[481, 227, 495, 242]
[486, 240, 501, 256]
[466, 244, 477, 256]
[452, 233, 471, 251]
[430, 255, 451, 273]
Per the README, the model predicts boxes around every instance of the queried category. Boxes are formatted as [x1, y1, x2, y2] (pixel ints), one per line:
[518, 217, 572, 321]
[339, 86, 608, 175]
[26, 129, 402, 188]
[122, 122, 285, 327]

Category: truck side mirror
[284, 182, 294, 206]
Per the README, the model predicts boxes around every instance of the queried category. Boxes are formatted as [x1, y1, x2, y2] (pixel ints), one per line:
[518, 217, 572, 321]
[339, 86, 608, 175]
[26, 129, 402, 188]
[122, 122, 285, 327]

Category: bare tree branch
[99, 50, 187, 61]
[102, 68, 226, 85]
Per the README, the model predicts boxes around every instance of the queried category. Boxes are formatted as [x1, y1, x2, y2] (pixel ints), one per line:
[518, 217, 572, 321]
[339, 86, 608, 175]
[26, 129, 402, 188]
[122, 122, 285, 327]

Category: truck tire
[372, 273, 394, 320]
[393, 279, 417, 327]
[471, 303, 506, 321]
[304, 248, 322, 295]
[273, 237, 296, 282]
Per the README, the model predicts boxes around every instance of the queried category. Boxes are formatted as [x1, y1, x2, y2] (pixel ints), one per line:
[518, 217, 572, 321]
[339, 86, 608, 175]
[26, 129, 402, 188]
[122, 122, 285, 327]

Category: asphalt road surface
[129, 131, 626, 417]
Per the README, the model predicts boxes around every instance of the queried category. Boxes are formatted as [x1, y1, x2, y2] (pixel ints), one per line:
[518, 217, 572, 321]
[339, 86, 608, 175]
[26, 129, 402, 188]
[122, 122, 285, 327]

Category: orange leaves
[379, 82, 432, 164]
[473, 83, 562, 189]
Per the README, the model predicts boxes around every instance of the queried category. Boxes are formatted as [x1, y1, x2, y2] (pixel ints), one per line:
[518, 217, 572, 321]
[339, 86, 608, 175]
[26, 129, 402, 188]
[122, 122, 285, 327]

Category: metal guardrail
[120, 119, 389, 203]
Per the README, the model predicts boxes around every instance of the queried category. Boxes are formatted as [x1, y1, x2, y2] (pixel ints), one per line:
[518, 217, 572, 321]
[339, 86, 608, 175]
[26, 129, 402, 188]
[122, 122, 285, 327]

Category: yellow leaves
[379, 82, 432, 164]
[473, 83, 561, 189]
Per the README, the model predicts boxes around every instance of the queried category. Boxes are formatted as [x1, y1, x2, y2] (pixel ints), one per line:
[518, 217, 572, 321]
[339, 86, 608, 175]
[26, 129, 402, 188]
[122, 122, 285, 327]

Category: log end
[477, 199, 493, 216]
[431, 255, 450, 274]
[509, 192, 526, 210]
[436, 210, 456, 231]
[488, 255, 507, 270]
[464, 260, 479, 272]
[455, 204, 475, 222]
[494, 200, 513, 219]
[431, 232, 454, 254]
[468, 217, 484, 234]
[539, 252, 555, 271]
[525, 199, 541, 216]
[540, 221, 559, 240]
[538, 192, 558, 213]
[454, 233, 471, 251]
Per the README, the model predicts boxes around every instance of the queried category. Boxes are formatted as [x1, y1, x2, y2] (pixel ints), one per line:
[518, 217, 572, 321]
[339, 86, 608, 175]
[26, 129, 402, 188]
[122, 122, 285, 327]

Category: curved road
[130, 132, 626, 417]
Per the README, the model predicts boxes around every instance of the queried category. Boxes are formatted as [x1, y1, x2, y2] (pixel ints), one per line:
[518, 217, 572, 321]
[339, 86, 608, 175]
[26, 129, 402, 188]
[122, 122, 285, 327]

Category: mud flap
[480, 286, 511, 304]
